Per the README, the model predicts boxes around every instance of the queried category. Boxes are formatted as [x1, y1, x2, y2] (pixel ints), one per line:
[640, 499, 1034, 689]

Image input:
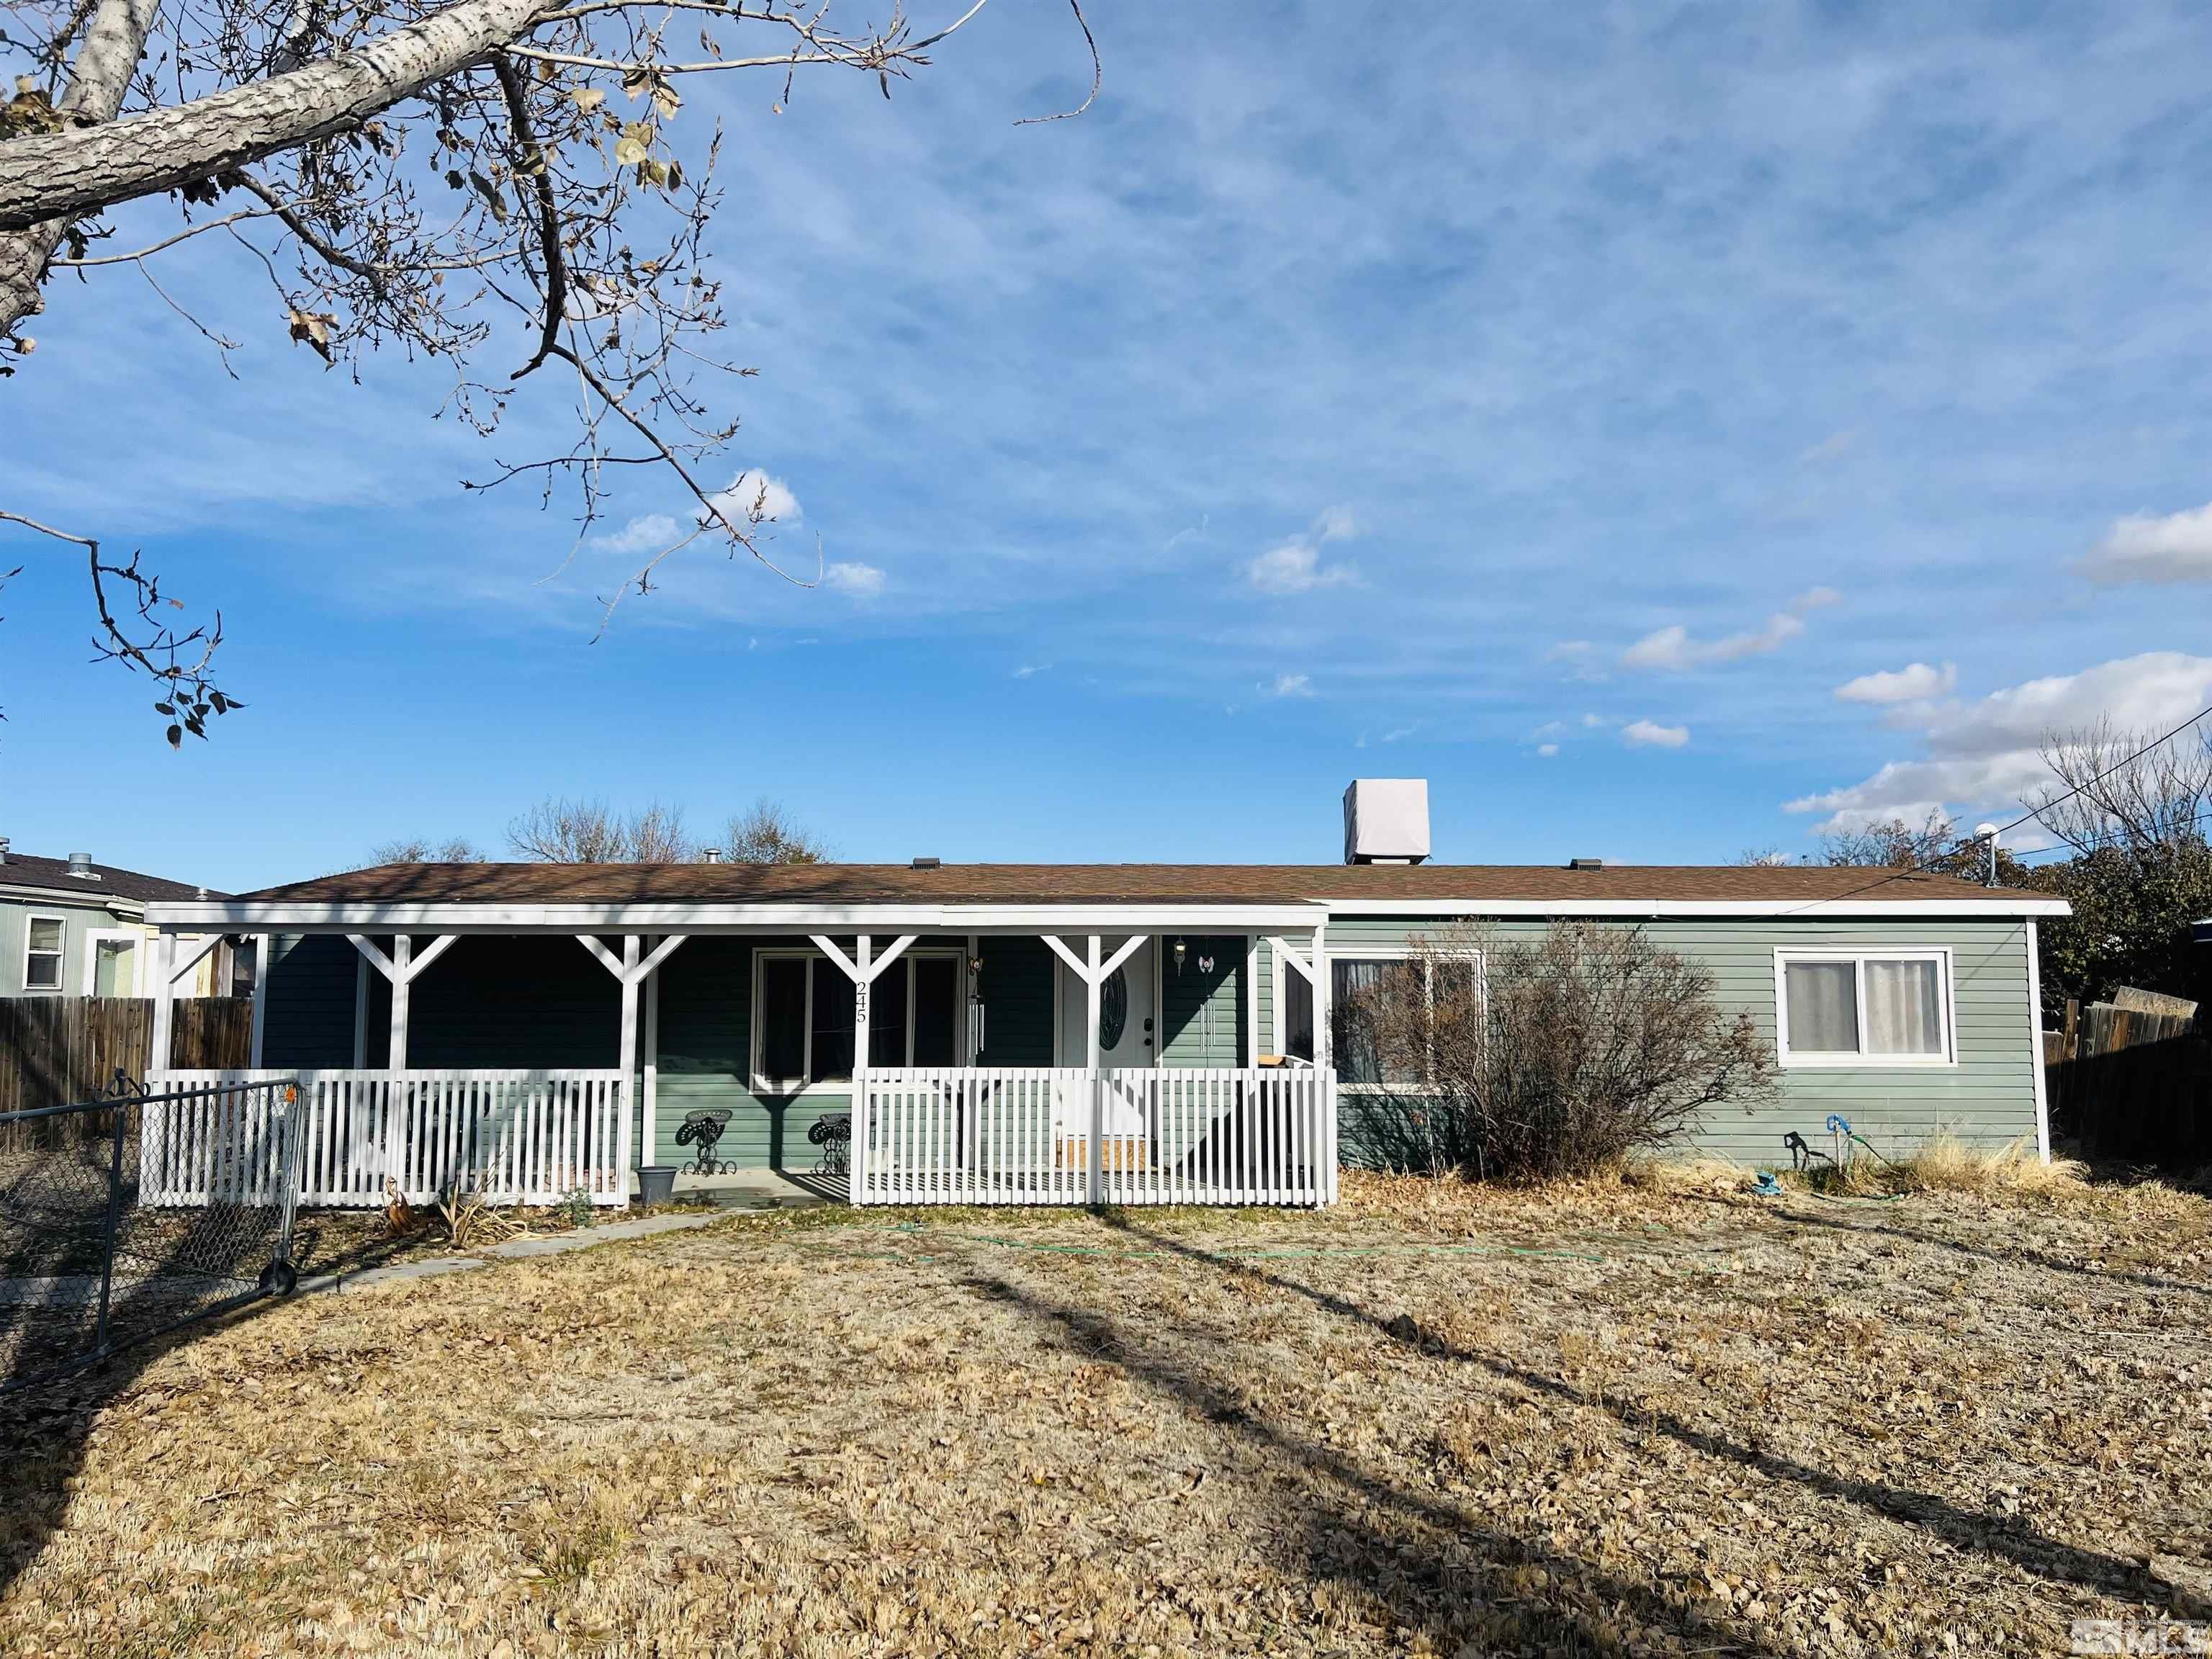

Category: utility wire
[1776, 701, 2212, 915]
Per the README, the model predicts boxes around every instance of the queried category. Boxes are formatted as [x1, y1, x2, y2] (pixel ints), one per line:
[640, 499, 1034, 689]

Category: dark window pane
[912, 957, 959, 1066]
[810, 960, 855, 1082]
[760, 957, 808, 1082]
[868, 958, 909, 1066]
[1283, 971, 1314, 1062]
[1332, 958, 1388, 1085]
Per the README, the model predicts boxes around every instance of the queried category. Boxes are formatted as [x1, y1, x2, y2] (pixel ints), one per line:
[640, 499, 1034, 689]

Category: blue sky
[5, 0, 2212, 891]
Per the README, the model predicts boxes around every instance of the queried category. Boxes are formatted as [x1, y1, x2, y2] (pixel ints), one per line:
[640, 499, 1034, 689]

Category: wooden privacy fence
[0, 997, 249, 1123]
[2046, 999, 2210, 1167]
[854, 1066, 1339, 1207]
[148, 1069, 631, 1208]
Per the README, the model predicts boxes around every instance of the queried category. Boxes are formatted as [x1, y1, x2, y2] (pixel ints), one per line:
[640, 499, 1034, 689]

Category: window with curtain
[1281, 953, 1483, 1084]
[1779, 953, 1951, 1064]
[24, 917, 63, 992]
[754, 950, 964, 1090]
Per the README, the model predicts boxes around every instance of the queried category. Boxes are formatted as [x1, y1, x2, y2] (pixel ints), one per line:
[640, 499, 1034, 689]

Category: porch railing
[852, 1066, 1338, 1208]
[147, 1069, 631, 1208]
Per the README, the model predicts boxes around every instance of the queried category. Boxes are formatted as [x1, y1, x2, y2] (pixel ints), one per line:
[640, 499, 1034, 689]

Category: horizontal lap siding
[1159, 937, 1245, 1066]
[1323, 916, 2038, 1166]
[976, 937, 1053, 1067]
[408, 937, 621, 1069]
[262, 934, 359, 1067]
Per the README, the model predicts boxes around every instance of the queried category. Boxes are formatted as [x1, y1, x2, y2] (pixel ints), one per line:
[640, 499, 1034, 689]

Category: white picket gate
[853, 1066, 1337, 1208]
[147, 1069, 631, 1208]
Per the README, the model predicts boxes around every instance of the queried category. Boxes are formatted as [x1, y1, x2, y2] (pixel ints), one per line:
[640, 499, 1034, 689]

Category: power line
[1776, 700, 2212, 914]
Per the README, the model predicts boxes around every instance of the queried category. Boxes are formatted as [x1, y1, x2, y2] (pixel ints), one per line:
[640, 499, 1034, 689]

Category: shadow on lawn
[0, 1205, 419, 1601]
[1094, 1213, 2203, 1622]
[956, 1267, 1791, 1658]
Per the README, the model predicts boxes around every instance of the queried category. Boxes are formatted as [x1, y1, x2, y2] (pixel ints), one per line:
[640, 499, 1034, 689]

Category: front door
[1056, 938, 1156, 1069]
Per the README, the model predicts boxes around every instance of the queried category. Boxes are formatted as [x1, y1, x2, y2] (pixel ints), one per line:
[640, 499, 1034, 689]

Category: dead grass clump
[1888, 1134, 2088, 1198]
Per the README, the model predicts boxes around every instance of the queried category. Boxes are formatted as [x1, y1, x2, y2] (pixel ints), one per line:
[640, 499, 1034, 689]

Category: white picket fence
[136, 1079, 304, 1208]
[853, 1066, 1338, 1207]
[147, 1069, 631, 1208]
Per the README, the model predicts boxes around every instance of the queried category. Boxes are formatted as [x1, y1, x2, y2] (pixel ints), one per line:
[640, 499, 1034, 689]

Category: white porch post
[642, 938, 660, 1171]
[248, 933, 270, 1068]
[853, 936, 872, 1073]
[150, 932, 175, 1074]
[1311, 921, 1330, 1069]
[618, 935, 642, 1187]
[1244, 934, 1259, 1065]
[387, 934, 413, 1068]
[1086, 935, 1102, 1204]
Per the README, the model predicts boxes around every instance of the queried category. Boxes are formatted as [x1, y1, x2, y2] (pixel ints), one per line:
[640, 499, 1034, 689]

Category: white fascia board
[1315, 896, 2072, 918]
[0, 883, 145, 916]
[143, 900, 1336, 933]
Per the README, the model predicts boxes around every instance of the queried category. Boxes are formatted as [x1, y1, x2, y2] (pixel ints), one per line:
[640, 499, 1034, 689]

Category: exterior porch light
[1173, 937, 1187, 975]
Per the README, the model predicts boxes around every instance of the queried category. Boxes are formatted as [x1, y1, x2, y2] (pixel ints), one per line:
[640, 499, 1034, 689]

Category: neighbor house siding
[1318, 915, 2039, 1167]
[0, 896, 127, 996]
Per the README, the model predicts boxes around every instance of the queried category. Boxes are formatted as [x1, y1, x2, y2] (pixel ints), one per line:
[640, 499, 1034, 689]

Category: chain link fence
[1, 1077, 302, 1395]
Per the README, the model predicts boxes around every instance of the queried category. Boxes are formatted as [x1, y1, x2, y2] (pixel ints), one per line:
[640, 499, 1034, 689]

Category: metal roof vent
[1568, 857, 1606, 871]
[1343, 780, 1429, 865]
[0, 836, 9, 864]
[700, 847, 723, 863]
[912, 855, 941, 870]
[66, 851, 100, 881]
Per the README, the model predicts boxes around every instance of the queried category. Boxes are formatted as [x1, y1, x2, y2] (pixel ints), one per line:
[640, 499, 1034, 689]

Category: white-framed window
[22, 914, 66, 993]
[82, 927, 143, 996]
[1774, 948, 1956, 1068]
[1280, 946, 1484, 1086]
[751, 947, 966, 1094]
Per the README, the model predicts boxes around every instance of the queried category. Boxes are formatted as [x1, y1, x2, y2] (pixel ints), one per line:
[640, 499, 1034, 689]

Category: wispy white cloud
[1264, 673, 1316, 698]
[1788, 651, 2212, 830]
[1833, 661, 1957, 704]
[701, 469, 802, 531]
[591, 513, 680, 555]
[824, 561, 884, 598]
[1536, 742, 1560, 757]
[1622, 719, 1689, 748]
[1246, 510, 1357, 595]
[1622, 588, 1838, 672]
[2081, 501, 2212, 585]
[1013, 662, 1051, 678]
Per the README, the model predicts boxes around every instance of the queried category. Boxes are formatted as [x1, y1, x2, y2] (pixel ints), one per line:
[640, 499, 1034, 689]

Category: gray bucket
[636, 1166, 678, 1207]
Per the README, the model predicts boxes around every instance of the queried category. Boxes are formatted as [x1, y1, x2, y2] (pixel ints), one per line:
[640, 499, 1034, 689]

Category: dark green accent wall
[1159, 936, 1244, 1064]
[261, 934, 358, 1068]
[405, 936, 620, 1068]
[976, 936, 1053, 1066]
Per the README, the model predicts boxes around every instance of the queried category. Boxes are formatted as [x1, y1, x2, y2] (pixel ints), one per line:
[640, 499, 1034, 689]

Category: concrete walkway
[297, 1210, 724, 1296]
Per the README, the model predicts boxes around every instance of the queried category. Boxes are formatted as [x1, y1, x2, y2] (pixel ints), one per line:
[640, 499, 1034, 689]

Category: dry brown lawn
[3, 1169, 2211, 1658]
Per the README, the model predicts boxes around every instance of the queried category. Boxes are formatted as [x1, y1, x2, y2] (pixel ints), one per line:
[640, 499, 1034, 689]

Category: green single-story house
[141, 782, 2067, 1210]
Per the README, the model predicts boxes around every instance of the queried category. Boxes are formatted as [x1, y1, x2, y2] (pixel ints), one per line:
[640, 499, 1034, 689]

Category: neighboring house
[0, 840, 246, 999]
[140, 782, 2069, 1210]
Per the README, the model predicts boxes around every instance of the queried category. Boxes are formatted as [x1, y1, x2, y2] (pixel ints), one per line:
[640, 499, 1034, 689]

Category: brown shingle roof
[238, 861, 2023, 907]
[1, 852, 220, 904]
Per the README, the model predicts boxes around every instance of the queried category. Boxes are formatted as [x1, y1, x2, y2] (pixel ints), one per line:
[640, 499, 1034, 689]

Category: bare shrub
[1351, 923, 1776, 1183]
[720, 797, 832, 864]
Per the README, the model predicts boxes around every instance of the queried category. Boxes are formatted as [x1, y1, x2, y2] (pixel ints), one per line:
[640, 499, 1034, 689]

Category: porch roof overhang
[139, 899, 1341, 935]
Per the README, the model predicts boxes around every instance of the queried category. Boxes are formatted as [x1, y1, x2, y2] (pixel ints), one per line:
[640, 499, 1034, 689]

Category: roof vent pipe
[912, 855, 941, 870]
[700, 847, 723, 863]
[66, 852, 98, 880]
[1342, 780, 1430, 866]
[0, 836, 9, 863]
[1568, 857, 1606, 871]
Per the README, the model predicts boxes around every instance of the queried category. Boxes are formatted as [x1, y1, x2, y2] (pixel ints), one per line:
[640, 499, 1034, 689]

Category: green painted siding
[408, 937, 621, 1068]
[976, 937, 1054, 1066]
[262, 934, 358, 1067]
[1159, 936, 1246, 1064]
[1321, 916, 2041, 1168]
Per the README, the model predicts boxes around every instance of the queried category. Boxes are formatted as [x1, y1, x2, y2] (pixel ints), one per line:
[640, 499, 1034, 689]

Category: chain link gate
[1, 1075, 303, 1395]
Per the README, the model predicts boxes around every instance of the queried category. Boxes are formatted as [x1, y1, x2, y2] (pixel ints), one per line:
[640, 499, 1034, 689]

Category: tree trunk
[0, 0, 548, 241]
[0, 0, 162, 336]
